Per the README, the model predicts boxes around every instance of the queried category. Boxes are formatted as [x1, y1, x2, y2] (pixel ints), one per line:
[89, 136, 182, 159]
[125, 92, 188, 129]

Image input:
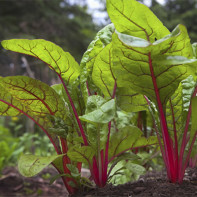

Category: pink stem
[179, 86, 197, 179]
[103, 82, 117, 184]
[179, 131, 197, 182]
[58, 74, 88, 146]
[148, 53, 175, 181]
[169, 99, 179, 177]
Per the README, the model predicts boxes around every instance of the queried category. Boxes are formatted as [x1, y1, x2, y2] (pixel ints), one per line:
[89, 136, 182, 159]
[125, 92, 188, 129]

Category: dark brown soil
[74, 168, 197, 197]
[0, 167, 68, 197]
[0, 167, 197, 197]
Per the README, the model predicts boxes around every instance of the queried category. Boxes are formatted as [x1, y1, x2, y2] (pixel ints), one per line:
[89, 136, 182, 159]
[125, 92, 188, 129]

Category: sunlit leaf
[18, 154, 63, 177]
[112, 25, 195, 107]
[107, 0, 170, 42]
[1, 39, 80, 84]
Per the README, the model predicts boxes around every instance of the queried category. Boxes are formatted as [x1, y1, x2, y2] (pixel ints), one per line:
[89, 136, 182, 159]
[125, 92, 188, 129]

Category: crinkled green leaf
[112, 24, 195, 107]
[18, 154, 63, 177]
[67, 146, 95, 164]
[51, 83, 84, 141]
[191, 96, 197, 142]
[62, 80, 85, 116]
[66, 164, 80, 178]
[79, 96, 116, 124]
[1, 39, 80, 84]
[107, 0, 170, 42]
[92, 43, 116, 98]
[182, 76, 196, 111]
[166, 76, 196, 136]
[80, 24, 115, 103]
[192, 43, 197, 58]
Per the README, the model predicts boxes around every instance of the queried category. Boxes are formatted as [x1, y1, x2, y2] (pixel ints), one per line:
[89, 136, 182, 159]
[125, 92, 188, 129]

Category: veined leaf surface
[166, 76, 196, 136]
[108, 126, 157, 161]
[107, 0, 170, 42]
[1, 39, 80, 84]
[80, 24, 115, 102]
[0, 76, 67, 122]
[112, 25, 195, 107]
[0, 76, 68, 152]
[18, 154, 63, 177]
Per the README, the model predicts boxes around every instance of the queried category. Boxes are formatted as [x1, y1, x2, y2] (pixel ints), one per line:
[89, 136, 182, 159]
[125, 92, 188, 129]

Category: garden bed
[0, 167, 196, 197]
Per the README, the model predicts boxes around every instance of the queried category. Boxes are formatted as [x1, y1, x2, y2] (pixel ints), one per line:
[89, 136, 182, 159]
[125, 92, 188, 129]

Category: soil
[0, 167, 197, 197]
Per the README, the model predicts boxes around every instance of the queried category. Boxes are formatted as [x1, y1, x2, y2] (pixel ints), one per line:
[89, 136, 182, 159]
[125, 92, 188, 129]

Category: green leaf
[109, 152, 140, 177]
[108, 126, 141, 160]
[62, 80, 85, 116]
[192, 43, 197, 58]
[66, 164, 80, 178]
[67, 146, 95, 164]
[18, 154, 63, 177]
[116, 87, 148, 112]
[108, 126, 157, 161]
[49, 173, 67, 185]
[112, 24, 195, 107]
[92, 43, 116, 98]
[166, 76, 196, 137]
[191, 96, 197, 141]
[80, 24, 115, 103]
[79, 96, 116, 124]
[0, 76, 67, 122]
[107, 0, 170, 42]
[1, 39, 80, 84]
[0, 76, 68, 152]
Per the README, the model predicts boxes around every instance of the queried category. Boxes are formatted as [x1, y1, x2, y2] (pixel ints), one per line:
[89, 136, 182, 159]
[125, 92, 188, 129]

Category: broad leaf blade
[108, 126, 141, 160]
[80, 24, 115, 102]
[0, 76, 68, 152]
[166, 76, 196, 137]
[107, 0, 170, 42]
[112, 25, 195, 107]
[79, 98, 116, 124]
[18, 154, 63, 177]
[67, 146, 95, 164]
[116, 87, 148, 112]
[92, 43, 116, 98]
[109, 126, 157, 161]
[0, 76, 67, 123]
[1, 39, 80, 84]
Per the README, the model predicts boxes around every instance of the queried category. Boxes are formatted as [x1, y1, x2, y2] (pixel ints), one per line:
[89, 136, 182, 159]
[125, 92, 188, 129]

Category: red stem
[148, 53, 175, 182]
[103, 82, 117, 185]
[178, 86, 197, 179]
[169, 99, 179, 177]
[179, 131, 197, 182]
[58, 74, 88, 146]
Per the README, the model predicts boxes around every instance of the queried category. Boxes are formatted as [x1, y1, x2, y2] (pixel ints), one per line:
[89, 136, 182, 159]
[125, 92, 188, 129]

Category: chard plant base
[0, 166, 196, 197]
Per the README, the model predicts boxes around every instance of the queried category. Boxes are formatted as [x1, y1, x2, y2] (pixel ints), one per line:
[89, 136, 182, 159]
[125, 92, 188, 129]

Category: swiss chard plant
[0, 0, 197, 194]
